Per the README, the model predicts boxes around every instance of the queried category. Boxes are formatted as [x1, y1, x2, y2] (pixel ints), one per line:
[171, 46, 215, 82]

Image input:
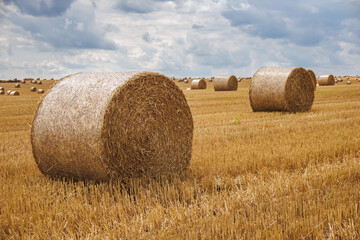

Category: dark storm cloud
[3, 0, 75, 17]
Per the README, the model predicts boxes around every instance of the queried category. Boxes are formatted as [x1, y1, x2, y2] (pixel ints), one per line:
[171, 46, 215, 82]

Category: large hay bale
[318, 75, 335, 86]
[191, 79, 206, 90]
[31, 72, 193, 181]
[31, 87, 37, 92]
[15, 84, 20, 88]
[213, 75, 238, 91]
[10, 91, 19, 96]
[249, 67, 314, 113]
[307, 69, 317, 90]
[37, 89, 44, 94]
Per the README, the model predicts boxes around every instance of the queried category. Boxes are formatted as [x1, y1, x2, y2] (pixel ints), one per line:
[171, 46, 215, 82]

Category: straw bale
[31, 72, 193, 181]
[318, 75, 335, 86]
[213, 75, 238, 91]
[307, 69, 317, 90]
[10, 91, 19, 96]
[347, 81, 351, 85]
[0, 87, 3, 91]
[37, 80, 42, 85]
[191, 79, 206, 90]
[15, 84, 20, 88]
[208, 77, 214, 82]
[0, 90, 4, 95]
[184, 79, 189, 83]
[249, 67, 314, 113]
[21, 80, 26, 84]
[31, 87, 37, 92]
[7, 90, 12, 95]
[37, 89, 44, 94]
[36, 78, 40, 80]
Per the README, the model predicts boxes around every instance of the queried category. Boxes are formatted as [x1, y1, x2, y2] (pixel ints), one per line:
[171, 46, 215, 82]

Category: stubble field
[1, 78, 360, 239]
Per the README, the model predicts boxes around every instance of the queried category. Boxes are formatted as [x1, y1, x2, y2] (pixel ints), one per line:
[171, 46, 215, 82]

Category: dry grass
[1, 78, 360, 239]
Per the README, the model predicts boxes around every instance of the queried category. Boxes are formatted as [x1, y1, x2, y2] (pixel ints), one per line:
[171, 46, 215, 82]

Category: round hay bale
[347, 81, 351, 85]
[37, 80, 42, 85]
[15, 84, 20, 88]
[184, 79, 189, 83]
[0, 87, 4, 91]
[7, 90, 12, 95]
[0, 91, 4, 95]
[31, 87, 37, 92]
[307, 69, 317, 90]
[36, 78, 40, 81]
[21, 80, 26, 84]
[37, 89, 44, 94]
[31, 72, 193, 181]
[318, 75, 335, 86]
[191, 79, 206, 90]
[213, 75, 238, 91]
[208, 77, 214, 82]
[10, 91, 19, 96]
[249, 67, 314, 113]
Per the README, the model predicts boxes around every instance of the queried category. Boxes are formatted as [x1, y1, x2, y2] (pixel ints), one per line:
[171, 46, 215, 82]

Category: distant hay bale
[307, 69, 317, 90]
[213, 75, 238, 91]
[36, 78, 40, 80]
[238, 77, 242, 82]
[37, 81, 42, 85]
[37, 89, 44, 94]
[249, 67, 314, 113]
[191, 79, 206, 90]
[208, 77, 214, 82]
[347, 81, 351, 85]
[184, 79, 189, 83]
[31, 72, 193, 181]
[318, 75, 335, 86]
[7, 90, 12, 95]
[0, 91, 4, 95]
[15, 84, 20, 88]
[0, 87, 3, 91]
[10, 91, 19, 96]
[21, 80, 26, 84]
[31, 87, 37, 92]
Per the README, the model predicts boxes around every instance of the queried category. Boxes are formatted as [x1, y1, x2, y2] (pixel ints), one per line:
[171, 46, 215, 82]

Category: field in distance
[0, 78, 360, 239]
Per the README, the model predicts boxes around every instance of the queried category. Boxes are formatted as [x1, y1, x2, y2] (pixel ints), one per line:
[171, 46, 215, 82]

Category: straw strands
[213, 75, 238, 91]
[307, 69, 317, 90]
[318, 75, 335, 86]
[249, 67, 314, 113]
[31, 72, 193, 181]
[191, 79, 207, 90]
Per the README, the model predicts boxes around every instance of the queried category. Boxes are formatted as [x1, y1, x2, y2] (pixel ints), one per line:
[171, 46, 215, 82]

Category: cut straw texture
[307, 69, 317, 90]
[31, 72, 194, 181]
[213, 75, 238, 91]
[191, 79, 206, 89]
[249, 67, 314, 113]
[318, 75, 335, 86]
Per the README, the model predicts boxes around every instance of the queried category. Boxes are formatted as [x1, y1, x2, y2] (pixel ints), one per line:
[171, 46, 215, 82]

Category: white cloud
[0, 0, 359, 79]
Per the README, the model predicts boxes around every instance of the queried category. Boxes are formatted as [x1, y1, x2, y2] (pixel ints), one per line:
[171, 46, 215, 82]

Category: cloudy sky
[0, 0, 359, 79]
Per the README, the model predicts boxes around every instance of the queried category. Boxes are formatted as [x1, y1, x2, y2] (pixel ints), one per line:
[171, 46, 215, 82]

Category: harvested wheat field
[1, 78, 360, 239]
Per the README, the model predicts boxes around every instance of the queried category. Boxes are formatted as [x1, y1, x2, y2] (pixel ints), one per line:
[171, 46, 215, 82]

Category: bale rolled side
[31, 87, 37, 92]
[213, 75, 238, 91]
[15, 84, 20, 88]
[37, 89, 44, 94]
[249, 67, 314, 113]
[307, 69, 317, 90]
[10, 91, 19, 96]
[318, 75, 335, 86]
[31, 72, 194, 181]
[191, 79, 206, 90]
